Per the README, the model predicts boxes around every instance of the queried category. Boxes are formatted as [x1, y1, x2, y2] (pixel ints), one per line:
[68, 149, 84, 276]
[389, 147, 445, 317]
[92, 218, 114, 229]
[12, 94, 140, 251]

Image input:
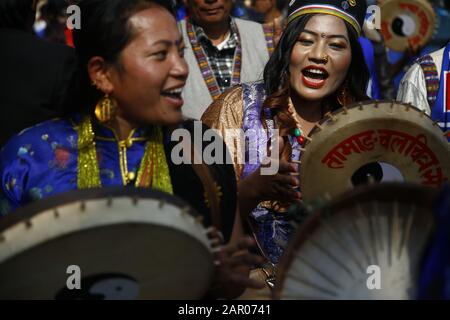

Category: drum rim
[272, 182, 439, 300]
[0, 221, 215, 299]
[300, 100, 449, 200]
[307, 100, 436, 140]
[0, 187, 201, 233]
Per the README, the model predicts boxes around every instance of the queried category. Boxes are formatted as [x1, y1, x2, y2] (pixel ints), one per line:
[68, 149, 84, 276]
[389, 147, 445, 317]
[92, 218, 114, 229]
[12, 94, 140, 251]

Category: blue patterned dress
[0, 116, 237, 241]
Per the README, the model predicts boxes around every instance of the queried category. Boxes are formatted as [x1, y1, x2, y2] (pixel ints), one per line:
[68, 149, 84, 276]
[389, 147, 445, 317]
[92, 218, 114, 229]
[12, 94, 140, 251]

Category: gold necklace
[77, 115, 173, 194]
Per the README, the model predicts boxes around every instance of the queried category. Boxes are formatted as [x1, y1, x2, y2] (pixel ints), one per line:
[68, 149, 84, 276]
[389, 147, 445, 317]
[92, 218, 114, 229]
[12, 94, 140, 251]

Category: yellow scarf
[77, 115, 173, 194]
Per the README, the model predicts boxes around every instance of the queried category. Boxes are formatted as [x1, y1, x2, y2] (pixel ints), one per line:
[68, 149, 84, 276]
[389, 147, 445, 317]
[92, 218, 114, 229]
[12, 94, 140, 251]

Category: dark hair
[262, 14, 370, 160]
[70, 0, 176, 115]
[41, 0, 69, 19]
[0, 0, 36, 30]
[276, 0, 289, 11]
[40, 0, 70, 44]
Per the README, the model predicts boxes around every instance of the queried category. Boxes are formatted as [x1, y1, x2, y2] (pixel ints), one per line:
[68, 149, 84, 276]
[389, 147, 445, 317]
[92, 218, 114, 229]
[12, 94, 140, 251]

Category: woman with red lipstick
[0, 0, 266, 299]
[202, 0, 370, 288]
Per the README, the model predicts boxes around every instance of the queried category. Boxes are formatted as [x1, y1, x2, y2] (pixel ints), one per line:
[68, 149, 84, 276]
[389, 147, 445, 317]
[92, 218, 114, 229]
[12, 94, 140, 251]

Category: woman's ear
[87, 56, 114, 94]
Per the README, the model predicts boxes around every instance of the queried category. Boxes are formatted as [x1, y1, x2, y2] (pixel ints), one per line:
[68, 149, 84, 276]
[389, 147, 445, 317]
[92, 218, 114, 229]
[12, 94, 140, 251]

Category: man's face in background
[186, 0, 233, 26]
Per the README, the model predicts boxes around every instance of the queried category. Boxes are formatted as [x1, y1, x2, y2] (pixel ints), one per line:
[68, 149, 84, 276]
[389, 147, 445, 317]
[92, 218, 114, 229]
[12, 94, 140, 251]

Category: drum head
[274, 183, 439, 300]
[0, 188, 214, 300]
[300, 101, 450, 202]
[380, 0, 436, 52]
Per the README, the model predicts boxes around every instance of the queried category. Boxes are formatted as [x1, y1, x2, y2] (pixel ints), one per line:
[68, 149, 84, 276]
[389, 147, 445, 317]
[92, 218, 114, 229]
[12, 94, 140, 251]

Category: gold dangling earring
[337, 82, 354, 107]
[94, 93, 117, 123]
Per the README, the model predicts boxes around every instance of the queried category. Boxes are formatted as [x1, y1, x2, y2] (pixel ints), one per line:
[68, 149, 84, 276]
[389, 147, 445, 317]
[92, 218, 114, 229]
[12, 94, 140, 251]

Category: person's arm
[201, 86, 246, 181]
[373, 40, 396, 100]
[0, 138, 32, 217]
[390, 41, 424, 79]
[397, 63, 431, 114]
[202, 89, 300, 221]
[237, 136, 300, 221]
[205, 131, 265, 299]
[207, 210, 265, 299]
[205, 235, 265, 300]
[202, 102, 265, 298]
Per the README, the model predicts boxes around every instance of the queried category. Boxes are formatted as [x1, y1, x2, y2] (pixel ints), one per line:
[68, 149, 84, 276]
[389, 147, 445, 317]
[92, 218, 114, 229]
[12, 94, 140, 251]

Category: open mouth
[161, 87, 184, 107]
[301, 66, 329, 89]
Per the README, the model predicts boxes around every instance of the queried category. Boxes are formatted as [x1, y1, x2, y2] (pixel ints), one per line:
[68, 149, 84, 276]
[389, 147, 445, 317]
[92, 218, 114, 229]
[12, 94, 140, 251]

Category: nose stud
[322, 54, 329, 63]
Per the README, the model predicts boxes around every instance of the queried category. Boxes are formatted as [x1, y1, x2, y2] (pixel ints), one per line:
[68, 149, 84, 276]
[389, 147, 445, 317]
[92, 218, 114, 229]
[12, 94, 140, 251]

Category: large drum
[274, 183, 439, 300]
[380, 0, 436, 52]
[0, 188, 218, 300]
[300, 100, 450, 202]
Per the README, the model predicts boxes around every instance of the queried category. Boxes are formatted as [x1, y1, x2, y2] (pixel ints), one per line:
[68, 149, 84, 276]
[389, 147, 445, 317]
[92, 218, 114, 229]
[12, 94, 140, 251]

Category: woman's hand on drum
[209, 236, 265, 299]
[238, 137, 301, 215]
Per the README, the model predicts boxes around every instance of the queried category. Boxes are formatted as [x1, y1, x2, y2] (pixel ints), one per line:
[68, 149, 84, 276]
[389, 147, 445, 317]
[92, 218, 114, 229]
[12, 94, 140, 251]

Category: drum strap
[186, 141, 222, 232]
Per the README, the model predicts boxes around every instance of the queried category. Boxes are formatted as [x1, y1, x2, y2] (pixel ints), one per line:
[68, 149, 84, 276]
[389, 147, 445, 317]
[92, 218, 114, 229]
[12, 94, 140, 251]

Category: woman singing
[0, 0, 264, 299]
[202, 0, 370, 267]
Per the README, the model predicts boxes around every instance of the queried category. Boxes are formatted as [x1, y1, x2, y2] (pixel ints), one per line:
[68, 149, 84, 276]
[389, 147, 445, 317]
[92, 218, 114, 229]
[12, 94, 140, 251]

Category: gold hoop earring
[95, 93, 117, 123]
[337, 83, 354, 107]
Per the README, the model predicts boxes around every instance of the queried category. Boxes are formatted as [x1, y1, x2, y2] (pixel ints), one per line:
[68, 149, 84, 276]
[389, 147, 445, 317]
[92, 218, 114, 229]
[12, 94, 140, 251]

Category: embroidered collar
[71, 114, 153, 142]
[76, 114, 173, 192]
[92, 119, 152, 143]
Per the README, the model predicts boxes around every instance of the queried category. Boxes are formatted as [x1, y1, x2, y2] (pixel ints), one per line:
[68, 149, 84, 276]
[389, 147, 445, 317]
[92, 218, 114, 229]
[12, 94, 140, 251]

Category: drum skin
[300, 100, 450, 202]
[0, 188, 215, 300]
[380, 0, 436, 52]
[274, 183, 439, 300]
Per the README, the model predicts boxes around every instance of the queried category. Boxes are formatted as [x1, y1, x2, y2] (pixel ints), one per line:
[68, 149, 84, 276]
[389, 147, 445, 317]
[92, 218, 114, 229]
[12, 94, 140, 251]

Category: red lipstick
[301, 66, 329, 89]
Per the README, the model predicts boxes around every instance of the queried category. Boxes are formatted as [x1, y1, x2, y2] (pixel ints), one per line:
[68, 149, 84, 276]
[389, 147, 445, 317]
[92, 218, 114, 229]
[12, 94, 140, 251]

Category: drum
[299, 100, 450, 202]
[274, 183, 439, 300]
[380, 0, 436, 52]
[0, 188, 217, 300]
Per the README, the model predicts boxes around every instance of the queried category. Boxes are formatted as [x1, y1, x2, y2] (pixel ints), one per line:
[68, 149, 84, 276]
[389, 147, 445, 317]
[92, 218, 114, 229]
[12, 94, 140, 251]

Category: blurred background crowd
[31, 0, 450, 96]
